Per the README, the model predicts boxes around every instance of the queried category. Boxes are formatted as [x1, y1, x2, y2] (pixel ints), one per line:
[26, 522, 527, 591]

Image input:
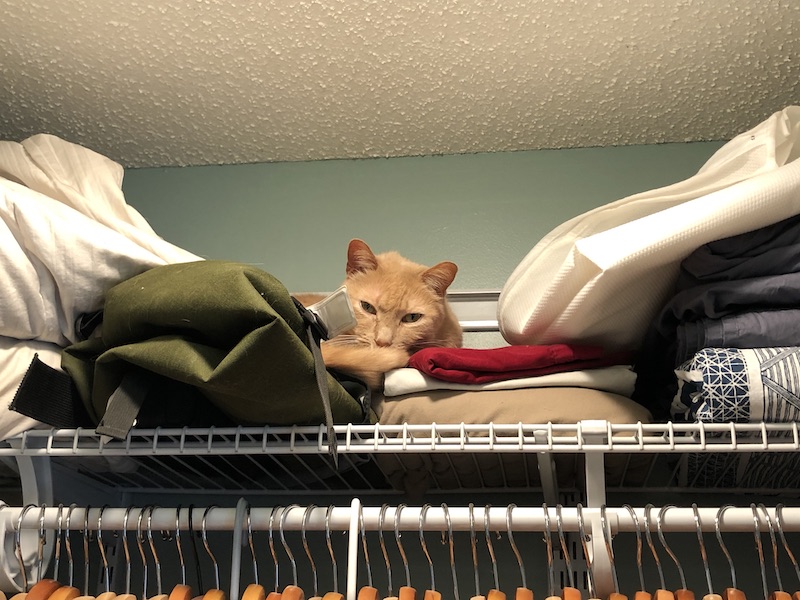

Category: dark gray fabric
[634, 213, 800, 419]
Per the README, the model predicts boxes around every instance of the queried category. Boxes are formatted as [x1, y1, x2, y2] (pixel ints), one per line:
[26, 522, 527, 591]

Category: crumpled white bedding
[383, 364, 636, 397]
[499, 106, 800, 352]
[0, 134, 200, 440]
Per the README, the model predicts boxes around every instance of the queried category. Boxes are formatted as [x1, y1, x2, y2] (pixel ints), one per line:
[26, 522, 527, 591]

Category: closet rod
[6, 504, 800, 533]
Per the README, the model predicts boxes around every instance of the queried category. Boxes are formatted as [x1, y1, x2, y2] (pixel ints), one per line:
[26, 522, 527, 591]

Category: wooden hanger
[168, 506, 195, 600]
[468, 504, 486, 600]
[240, 504, 266, 600]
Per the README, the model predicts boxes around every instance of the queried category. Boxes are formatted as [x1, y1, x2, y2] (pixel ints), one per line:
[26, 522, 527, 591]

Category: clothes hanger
[301, 505, 321, 600]
[419, 505, 441, 600]
[620, 505, 649, 600]
[776, 505, 800, 600]
[556, 505, 580, 600]
[267, 506, 282, 600]
[642, 505, 671, 600]
[713, 506, 744, 600]
[541, 504, 558, 600]
[442, 504, 460, 600]
[690, 504, 721, 600]
[48, 505, 80, 600]
[394, 505, 416, 600]
[482, 505, 504, 600]
[751, 504, 770, 600]
[169, 506, 195, 600]
[200, 506, 228, 600]
[135, 508, 151, 600]
[377, 505, 397, 600]
[775, 504, 800, 600]
[94, 506, 116, 600]
[758, 504, 791, 600]
[469, 504, 485, 600]
[241, 503, 266, 600]
[279, 505, 304, 600]
[115, 506, 138, 600]
[656, 506, 693, 600]
[323, 505, 344, 600]
[355, 504, 377, 600]
[10, 503, 37, 600]
[25, 505, 62, 600]
[599, 506, 625, 600]
[506, 505, 533, 600]
[576, 504, 598, 600]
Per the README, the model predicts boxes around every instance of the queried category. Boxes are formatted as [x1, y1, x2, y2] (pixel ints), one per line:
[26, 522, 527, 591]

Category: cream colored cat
[297, 239, 462, 390]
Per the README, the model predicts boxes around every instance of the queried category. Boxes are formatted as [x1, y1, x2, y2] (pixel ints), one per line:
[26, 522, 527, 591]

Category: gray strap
[306, 324, 338, 469]
[96, 372, 152, 439]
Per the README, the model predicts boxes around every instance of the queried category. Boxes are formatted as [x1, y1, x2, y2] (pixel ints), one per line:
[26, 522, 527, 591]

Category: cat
[296, 239, 462, 391]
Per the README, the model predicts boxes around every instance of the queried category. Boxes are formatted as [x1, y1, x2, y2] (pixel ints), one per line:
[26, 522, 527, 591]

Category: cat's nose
[375, 328, 393, 347]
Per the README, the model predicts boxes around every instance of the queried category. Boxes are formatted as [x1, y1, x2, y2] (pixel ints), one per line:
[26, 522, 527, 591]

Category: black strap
[10, 355, 93, 428]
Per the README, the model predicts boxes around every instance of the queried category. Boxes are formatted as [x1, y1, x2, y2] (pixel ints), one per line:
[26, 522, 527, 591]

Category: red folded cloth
[407, 344, 631, 385]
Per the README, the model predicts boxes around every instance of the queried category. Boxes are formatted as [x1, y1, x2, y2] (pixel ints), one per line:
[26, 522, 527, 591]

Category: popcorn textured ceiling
[1, 0, 798, 168]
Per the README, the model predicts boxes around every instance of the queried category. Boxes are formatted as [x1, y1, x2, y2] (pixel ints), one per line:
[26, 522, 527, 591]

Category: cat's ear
[422, 261, 458, 296]
[346, 239, 379, 275]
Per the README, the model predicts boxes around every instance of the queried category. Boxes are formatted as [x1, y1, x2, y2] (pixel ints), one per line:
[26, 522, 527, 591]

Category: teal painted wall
[122, 142, 724, 292]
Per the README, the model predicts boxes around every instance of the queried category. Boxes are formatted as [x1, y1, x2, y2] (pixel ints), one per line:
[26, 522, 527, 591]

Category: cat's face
[343, 239, 460, 352]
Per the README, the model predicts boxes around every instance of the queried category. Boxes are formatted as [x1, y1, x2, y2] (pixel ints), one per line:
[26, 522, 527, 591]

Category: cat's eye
[402, 313, 422, 323]
[360, 301, 377, 315]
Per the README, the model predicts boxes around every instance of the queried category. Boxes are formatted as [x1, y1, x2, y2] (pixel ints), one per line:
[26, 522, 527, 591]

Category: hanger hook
[147, 506, 164, 595]
[137, 506, 151, 598]
[97, 505, 111, 593]
[469, 504, 481, 598]
[325, 505, 339, 594]
[556, 504, 575, 590]
[691, 504, 714, 595]
[657, 505, 687, 591]
[484, 505, 500, 593]
[442, 504, 459, 600]
[506, 504, 526, 592]
[542, 503, 555, 598]
[358, 503, 373, 590]
[302, 504, 319, 598]
[394, 503, 411, 589]
[378, 504, 393, 598]
[245, 503, 258, 587]
[776, 504, 800, 587]
[419, 504, 435, 592]
[643, 504, 665, 591]
[36, 503, 47, 584]
[174, 505, 187, 587]
[53, 504, 64, 584]
[577, 504, 596, 599]
[269, 505, 281, 592]
[759, 503, 785, 592]
[599, 505, 620, 595]
[715, 505, 737, 591]
[202, 505, 221, 591]
[15, 503, 37, 592]
[751, 503, 769, 600]
[621, 505, 645, 594]
[280, 504, 300, 587]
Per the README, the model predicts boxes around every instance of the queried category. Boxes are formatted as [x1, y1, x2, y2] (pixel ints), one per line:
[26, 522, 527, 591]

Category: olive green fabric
[61, 261, 369, 427]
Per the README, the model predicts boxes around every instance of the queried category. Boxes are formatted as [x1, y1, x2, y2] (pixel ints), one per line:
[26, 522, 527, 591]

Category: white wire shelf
[2, 421, 800, 457]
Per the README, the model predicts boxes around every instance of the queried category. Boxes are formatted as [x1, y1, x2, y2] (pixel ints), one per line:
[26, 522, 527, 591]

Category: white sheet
[0, 134, 201, 440]
[383, 365, 636, 397]
[499, 106, 800, 351]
